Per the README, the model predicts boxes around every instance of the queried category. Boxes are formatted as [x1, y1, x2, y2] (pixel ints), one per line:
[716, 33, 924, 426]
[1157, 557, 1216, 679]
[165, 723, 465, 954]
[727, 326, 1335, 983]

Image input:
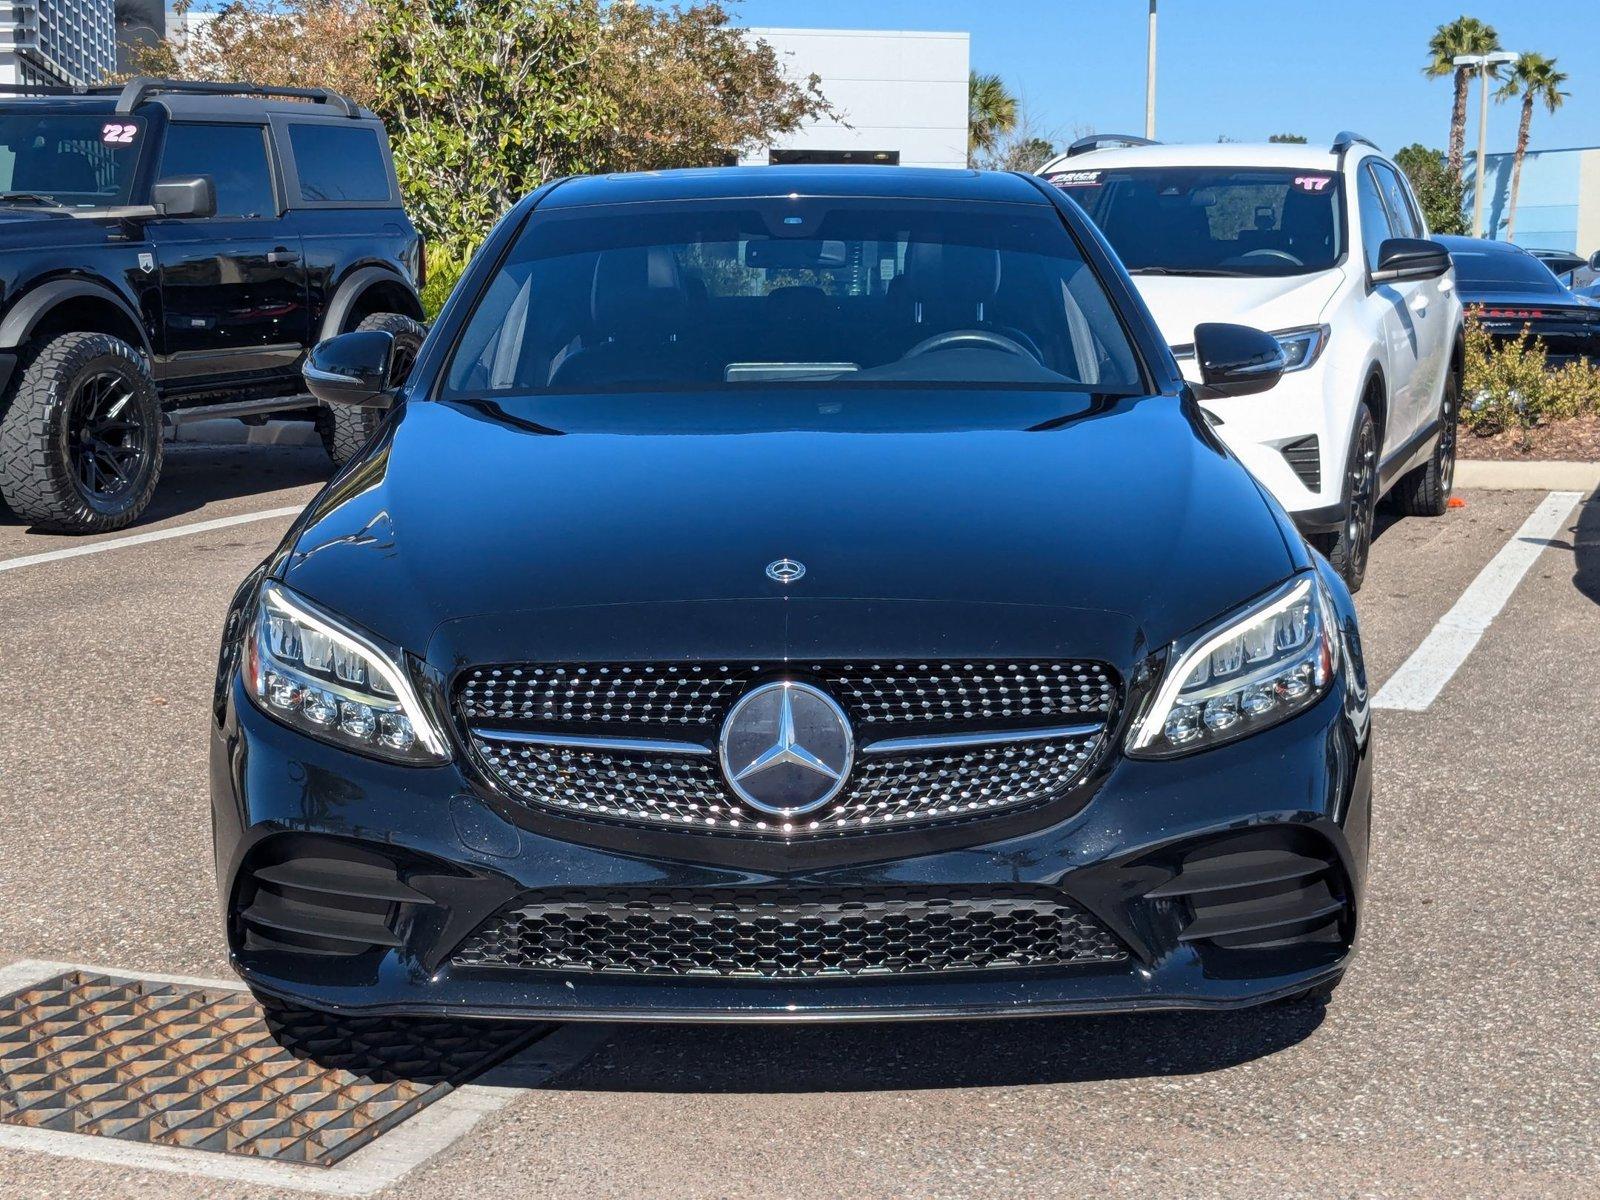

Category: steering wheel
[1233, 248, 1303, 267]
[902, 328, 1040, 362]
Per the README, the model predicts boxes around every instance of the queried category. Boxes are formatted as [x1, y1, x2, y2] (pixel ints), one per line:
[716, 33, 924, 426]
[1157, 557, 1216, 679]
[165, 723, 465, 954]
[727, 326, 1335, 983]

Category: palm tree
[1497, 53, 1569, 241]
[1423, 16, 1502, 179]
[968, 72, 1017, 166]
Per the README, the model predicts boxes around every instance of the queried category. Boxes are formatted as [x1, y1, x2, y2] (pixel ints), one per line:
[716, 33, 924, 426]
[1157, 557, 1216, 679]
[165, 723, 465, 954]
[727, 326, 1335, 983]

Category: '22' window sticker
[101, 123, 138, 145]
[1293, 175, 1333, 193]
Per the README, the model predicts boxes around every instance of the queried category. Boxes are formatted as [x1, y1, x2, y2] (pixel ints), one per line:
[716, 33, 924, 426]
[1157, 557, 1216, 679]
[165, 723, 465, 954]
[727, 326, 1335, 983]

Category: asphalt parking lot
[1, 440, 1596, 1199]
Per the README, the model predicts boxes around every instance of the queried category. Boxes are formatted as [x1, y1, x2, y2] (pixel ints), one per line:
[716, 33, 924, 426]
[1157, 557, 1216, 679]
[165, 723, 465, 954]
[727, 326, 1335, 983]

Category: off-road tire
[0, 331, 162, 533]
[315, 311, 427, 467]
[1391, 372, 1458, 518]
[1315, 403, 1379, 594]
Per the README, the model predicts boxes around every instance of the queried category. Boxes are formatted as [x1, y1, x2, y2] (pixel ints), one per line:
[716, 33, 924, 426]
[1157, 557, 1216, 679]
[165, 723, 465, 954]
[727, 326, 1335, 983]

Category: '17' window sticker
[1293, 175, 1333, 193]
[101, 123, 138, 145]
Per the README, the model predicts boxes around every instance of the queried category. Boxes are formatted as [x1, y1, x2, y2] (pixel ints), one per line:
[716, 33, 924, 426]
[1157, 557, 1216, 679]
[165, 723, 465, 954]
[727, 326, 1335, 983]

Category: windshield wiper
[0, 191, 65, 207]
[1128, 266, 1256, 278]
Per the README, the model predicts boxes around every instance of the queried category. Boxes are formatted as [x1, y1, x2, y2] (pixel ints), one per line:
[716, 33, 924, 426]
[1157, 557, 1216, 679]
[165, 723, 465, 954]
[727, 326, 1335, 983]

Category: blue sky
[732, 0, 1599, 156]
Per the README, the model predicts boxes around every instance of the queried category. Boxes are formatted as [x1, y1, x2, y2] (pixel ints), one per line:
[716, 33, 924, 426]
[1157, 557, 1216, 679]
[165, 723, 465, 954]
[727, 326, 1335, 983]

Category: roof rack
[1064, 133, 1159, 158]
[112, 77, 360, 118]
[1332, 131, 1379, 155]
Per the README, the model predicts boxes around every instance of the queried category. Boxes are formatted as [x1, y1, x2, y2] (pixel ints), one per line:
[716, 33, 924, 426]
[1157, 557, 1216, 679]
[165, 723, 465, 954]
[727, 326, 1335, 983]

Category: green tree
[1497, 52, 1569, 241]
[371, 0, 610, 250]
[967, 71, 1017, 165]
[1267, 132, 1307, 143]
[1394, 143, 1467, 235]
[1423, 16, 1502, 179]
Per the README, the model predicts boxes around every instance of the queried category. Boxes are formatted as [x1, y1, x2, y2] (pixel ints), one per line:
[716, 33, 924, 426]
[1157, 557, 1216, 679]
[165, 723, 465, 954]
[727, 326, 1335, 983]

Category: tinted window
[0, 113, 143, 205]
[1355, 167, 1393, 272]
[1050, 166, 1343, 276]
[1449, 247, 1564, 292]
[444, 200, 1142, 396]
[288, 123, 390, 202]
[1369, 161, 1421, 239]
[160, 123, 274, 217]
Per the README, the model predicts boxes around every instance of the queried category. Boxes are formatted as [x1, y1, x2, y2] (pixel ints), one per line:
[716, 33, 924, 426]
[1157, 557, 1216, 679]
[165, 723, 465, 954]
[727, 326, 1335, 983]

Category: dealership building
[1465, 145, 1600, 255]
[740, 27, 970, 169]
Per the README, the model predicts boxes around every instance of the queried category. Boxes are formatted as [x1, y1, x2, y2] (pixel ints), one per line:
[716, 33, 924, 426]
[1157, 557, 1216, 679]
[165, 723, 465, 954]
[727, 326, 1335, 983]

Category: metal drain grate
[0, 971, 539, 1167]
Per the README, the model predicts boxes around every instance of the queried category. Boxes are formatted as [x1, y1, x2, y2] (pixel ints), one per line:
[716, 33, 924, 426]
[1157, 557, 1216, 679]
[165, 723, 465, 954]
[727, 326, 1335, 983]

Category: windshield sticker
[100, 123, 138, 145]
[1293, 174, 1333, 193]
[1048, 170, 1102, 188]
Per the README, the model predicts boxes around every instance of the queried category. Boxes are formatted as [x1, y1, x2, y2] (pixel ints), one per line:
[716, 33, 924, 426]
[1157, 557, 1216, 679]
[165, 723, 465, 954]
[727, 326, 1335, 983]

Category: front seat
[550, 246, 696, 388]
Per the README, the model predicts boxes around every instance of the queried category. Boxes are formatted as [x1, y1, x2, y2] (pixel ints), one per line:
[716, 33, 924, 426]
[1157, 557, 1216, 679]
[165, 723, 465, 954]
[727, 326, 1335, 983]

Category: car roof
[1040, 142, 1355, 174]
[1433, 235, 1530, 255]
[540, 166, 1051, 209]
[0, 94, 379, 122]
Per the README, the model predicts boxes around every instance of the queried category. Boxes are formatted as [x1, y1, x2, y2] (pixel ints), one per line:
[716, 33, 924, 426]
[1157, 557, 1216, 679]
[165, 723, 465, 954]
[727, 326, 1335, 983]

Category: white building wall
[741, 27, 970, 169]
[0, 0, 115, 86]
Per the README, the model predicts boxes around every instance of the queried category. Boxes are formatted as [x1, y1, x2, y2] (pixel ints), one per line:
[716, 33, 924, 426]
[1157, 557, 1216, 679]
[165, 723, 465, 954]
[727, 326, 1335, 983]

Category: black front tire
[1391, 373, 1458, 518]
[0, 331, 162, 533]
[316, 311, 427, 467]
[1316, 403, 1379, 593]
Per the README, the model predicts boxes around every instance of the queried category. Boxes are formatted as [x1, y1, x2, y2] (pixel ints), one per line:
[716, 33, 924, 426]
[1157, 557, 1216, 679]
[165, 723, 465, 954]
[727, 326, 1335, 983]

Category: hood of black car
[277, 388, 1295, 669]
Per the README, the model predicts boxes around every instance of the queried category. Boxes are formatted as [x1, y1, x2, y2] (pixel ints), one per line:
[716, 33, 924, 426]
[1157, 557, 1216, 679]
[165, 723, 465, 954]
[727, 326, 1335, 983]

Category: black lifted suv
[0, 77, 425, 533]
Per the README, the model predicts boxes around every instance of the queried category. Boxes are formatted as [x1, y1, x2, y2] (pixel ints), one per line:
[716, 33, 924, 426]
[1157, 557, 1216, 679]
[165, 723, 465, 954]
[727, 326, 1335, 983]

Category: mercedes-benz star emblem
[718, 681, 853, 817]
[765, 558, 805, 584]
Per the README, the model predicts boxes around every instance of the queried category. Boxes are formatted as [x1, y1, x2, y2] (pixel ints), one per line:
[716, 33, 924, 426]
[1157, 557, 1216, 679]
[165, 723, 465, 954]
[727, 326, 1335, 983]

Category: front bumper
[211, 653, 1373, 1022]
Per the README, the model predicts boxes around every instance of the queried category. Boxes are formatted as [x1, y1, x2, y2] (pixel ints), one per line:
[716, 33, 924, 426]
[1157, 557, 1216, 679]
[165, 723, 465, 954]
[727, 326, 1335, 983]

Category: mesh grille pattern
[451, 889, 1127, 978]
[457, 660, 1116, 730]
[472, 733, 1100, 834]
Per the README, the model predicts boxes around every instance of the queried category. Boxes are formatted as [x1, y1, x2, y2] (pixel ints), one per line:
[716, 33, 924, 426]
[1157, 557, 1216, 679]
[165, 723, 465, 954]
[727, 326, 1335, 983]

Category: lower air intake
[451, 888, 1127, 979]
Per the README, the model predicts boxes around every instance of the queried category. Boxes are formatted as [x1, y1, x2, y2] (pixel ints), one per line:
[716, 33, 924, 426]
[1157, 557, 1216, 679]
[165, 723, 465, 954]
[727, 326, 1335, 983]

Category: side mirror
[1589, 250, 1600, 273]
[1191, 323, 1286, 399]
[151, 175, 216, 219]
[304, 331, 397, 409]
[1371, 237, 1451, 284]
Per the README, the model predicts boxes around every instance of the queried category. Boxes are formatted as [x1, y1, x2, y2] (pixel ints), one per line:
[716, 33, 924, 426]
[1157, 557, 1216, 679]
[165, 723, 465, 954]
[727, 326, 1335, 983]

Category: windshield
[0, 112, 144, 207]
[443, 199, 1143, 396]
[1048, 166, 1345, 277]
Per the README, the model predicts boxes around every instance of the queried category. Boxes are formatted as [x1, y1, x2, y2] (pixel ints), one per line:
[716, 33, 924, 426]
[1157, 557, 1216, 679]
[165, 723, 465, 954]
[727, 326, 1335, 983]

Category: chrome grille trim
[472, 728, 714, 757]
[859, 722, 1105, 755]
[470, 730, 1102, 835]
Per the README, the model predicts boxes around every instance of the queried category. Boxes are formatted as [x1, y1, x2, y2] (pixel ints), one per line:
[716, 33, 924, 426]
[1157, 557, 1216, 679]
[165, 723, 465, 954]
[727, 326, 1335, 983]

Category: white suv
[1039, 133, 1462, 590]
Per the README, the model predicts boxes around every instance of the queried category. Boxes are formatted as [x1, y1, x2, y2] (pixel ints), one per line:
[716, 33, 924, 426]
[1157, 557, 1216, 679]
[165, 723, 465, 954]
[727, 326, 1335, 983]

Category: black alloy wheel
[68, 369, 149, 506]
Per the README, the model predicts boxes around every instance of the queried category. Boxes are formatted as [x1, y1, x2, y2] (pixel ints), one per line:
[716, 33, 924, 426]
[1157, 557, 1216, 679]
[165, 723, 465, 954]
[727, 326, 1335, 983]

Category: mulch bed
[1460, 411, 1600, 461]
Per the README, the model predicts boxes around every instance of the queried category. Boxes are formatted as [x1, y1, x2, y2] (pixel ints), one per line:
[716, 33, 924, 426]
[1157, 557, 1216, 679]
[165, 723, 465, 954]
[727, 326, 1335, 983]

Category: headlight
[244, 581, 450, 765]
[1126, 575, 1338, 758]
[1269, 324, 1329, 372]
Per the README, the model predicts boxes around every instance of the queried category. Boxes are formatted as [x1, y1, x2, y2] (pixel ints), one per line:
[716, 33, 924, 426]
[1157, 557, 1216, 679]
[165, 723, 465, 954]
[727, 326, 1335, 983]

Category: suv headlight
[244, 581, 450, 765]
[1270, 324, 1329, 372]
[1126, 574, 1338, 758]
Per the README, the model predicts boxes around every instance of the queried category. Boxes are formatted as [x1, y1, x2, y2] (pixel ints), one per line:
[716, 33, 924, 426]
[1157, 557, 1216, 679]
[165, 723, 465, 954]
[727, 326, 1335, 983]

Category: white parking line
[0, 505, 303, 574]
[1374, 490, 1584, 712]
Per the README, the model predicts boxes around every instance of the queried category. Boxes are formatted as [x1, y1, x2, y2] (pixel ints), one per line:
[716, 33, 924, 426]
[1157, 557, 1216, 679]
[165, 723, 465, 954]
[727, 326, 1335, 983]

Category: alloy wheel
[67, 370, 147, 505]
[1344, 416, 1378, 582]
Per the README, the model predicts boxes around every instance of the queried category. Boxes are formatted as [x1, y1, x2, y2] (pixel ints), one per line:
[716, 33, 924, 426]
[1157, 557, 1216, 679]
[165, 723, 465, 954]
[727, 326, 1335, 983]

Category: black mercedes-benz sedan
[211, 167, 1371, 1022]
[1439, 234, 1600, 367]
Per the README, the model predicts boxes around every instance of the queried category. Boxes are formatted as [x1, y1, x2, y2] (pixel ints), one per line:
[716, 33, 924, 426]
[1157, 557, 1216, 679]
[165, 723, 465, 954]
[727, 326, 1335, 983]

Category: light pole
[1454, 50, 1519, 238]
[1144, 0, 1158, 139]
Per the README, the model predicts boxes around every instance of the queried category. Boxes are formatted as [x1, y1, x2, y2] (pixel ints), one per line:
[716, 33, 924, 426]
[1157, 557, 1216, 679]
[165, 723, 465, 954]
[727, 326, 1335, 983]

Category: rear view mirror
[1191, 323, 1286, 399]
[743, 239, 848, 269]
[151, 175, 216, 219]
[1371, 237, 1451, 284]
[304, 331, 397, 409]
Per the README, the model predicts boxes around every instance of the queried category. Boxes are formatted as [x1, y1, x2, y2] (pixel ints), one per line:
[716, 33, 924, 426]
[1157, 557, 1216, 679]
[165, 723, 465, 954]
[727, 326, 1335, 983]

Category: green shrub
[421, 243, 474, 319]
[1461, 308, 1600, 438]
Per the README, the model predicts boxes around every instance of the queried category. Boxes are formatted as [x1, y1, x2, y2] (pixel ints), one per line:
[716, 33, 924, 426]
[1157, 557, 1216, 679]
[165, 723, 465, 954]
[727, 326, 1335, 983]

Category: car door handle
[1409, 294, 1428, 315]
[266, 248, 300, 265]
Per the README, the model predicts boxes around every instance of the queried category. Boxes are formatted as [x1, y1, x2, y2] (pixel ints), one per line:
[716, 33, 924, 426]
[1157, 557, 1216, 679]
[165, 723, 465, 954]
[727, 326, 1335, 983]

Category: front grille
[471, 731, 1101, 833]
[450, 888, 1127, 978]
[1280, 435, 1321, 492]
[459, 659, 1118, 836]
[457, 660, 1116, 731]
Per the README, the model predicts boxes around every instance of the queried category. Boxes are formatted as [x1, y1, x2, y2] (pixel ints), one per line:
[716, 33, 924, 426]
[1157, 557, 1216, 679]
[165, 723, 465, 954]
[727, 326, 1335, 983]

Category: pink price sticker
[1293, 175, 1333, 193]
[100, 123, 138, 145]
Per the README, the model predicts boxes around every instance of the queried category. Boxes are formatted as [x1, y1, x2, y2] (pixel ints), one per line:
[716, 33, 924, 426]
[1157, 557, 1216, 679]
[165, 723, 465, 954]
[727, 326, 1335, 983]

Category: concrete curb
[1455, 458, 1600, 493]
